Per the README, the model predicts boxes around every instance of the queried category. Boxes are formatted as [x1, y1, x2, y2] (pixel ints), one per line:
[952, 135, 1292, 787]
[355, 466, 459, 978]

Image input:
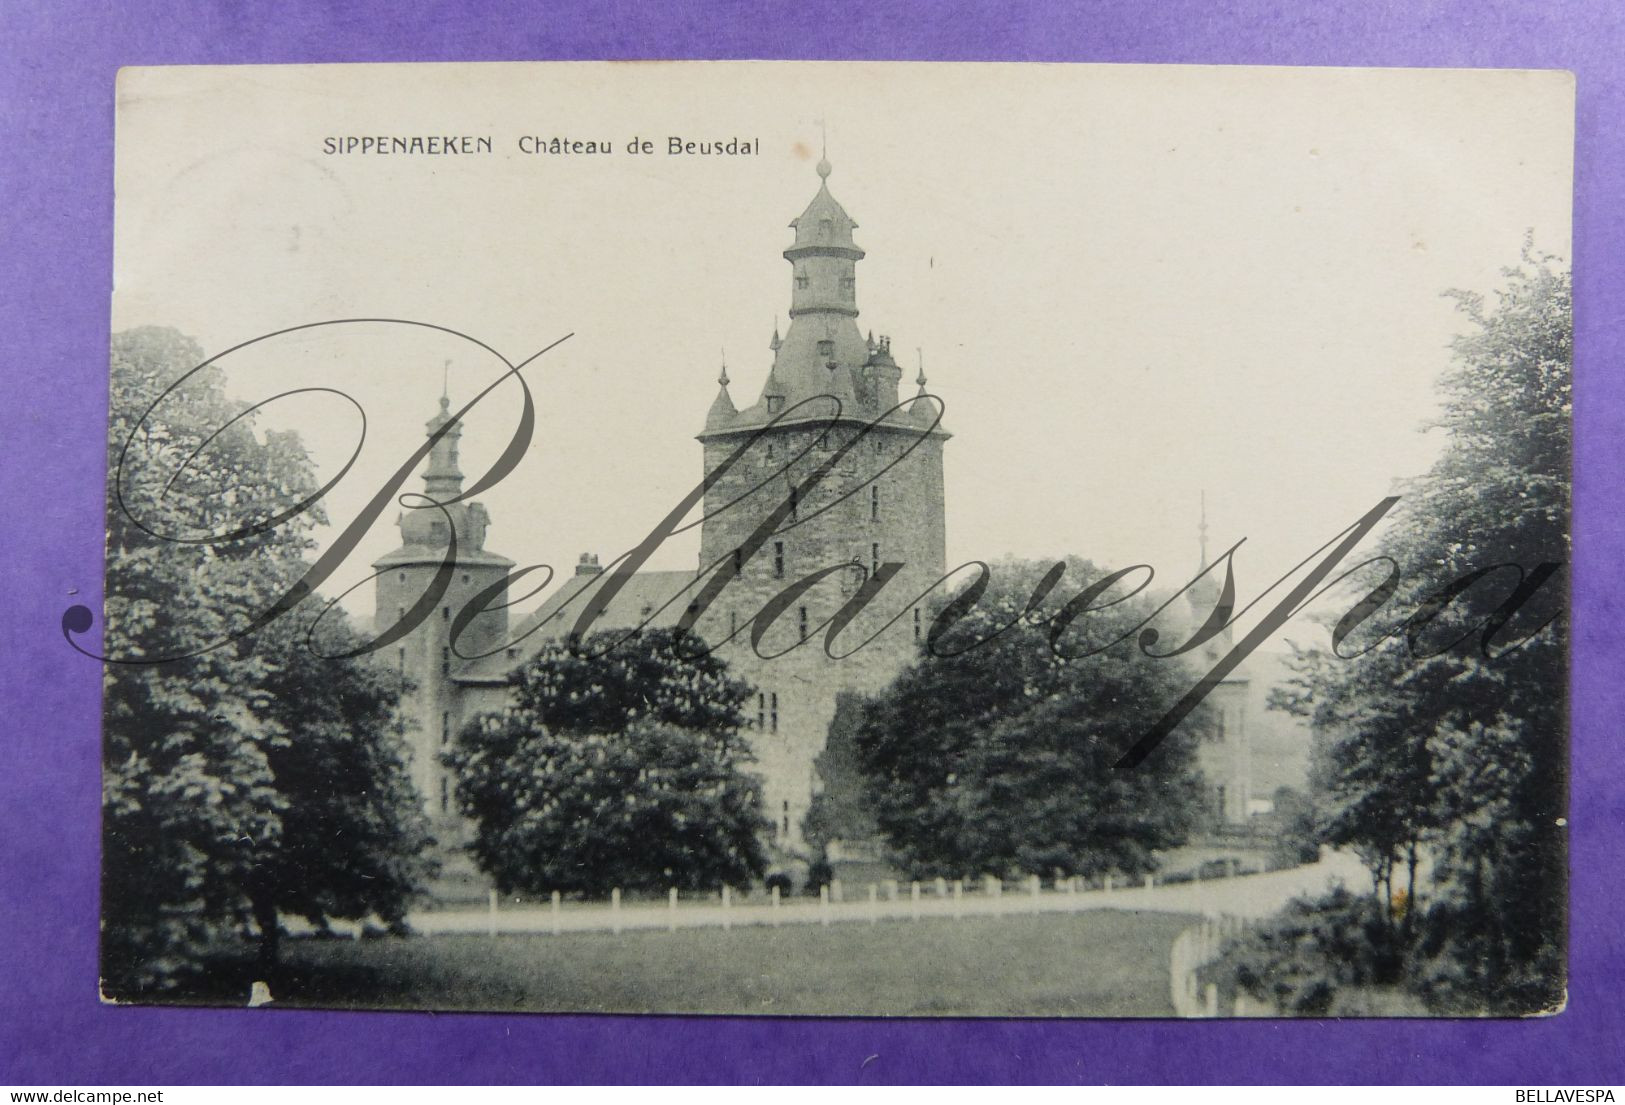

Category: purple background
[2, 0, 1620, 1085]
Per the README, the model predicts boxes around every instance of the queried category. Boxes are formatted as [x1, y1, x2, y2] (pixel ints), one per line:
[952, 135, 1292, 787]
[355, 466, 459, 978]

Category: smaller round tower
[373, 392, 514, 822]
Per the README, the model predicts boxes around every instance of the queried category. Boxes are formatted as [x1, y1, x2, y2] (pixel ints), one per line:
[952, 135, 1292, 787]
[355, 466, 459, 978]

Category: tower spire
[423, 379, 464, 500]
[719, 348, 729, 388]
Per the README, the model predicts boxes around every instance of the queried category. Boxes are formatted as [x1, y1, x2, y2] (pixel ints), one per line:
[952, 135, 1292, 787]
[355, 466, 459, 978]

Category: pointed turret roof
[705, 354, 737, 430]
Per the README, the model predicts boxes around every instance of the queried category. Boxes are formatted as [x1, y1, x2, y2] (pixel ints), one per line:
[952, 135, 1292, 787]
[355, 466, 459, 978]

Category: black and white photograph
[98, 61, 1573, 1018]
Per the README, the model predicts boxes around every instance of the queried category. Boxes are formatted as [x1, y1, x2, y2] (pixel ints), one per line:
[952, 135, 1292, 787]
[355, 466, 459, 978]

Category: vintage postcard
[100, 61, 1573, 1017]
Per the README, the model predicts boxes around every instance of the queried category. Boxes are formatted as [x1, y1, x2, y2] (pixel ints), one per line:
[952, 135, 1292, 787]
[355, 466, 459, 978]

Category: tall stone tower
[697, 156, 949, 853]
[373, 392, 514, 823]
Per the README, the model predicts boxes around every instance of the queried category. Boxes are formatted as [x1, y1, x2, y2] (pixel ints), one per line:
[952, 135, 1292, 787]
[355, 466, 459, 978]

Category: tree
[1282, 246, 1570, 1012]
[101, 326, 430, 993]
[244, 604, 433, 969]
[445, 627, 770, 894]
[851, 557, 1207, 881]
[802, 692, 881, 859]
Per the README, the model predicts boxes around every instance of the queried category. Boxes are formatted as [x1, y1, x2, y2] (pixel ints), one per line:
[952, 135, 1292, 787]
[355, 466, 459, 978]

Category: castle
[374, 157, 1303, 872]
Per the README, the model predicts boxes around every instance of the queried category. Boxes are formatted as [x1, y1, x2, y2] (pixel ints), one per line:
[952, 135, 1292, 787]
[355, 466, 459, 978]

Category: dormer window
[767, 395, 784, 414]
[817, 339, 834, 358]
[819, 217, 833, 238]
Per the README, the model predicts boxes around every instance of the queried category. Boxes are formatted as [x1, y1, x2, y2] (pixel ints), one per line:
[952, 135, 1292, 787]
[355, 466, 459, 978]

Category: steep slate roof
[452, 567, 698, 685]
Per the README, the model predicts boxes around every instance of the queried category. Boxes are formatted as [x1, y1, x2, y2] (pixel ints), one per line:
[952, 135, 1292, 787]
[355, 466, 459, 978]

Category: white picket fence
[410, 871, 1180, 936]
[1168, 912, 1273, 1017]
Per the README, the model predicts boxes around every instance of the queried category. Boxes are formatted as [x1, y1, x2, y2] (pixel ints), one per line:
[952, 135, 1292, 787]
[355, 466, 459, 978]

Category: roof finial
[916, 348, 927, 388]
[1198, 490, 1210, 566]
[816, 119, 832, 180]
[718, 348, 729, 388]
[770, 317, 781, 352]
[441, 359, 451, 408]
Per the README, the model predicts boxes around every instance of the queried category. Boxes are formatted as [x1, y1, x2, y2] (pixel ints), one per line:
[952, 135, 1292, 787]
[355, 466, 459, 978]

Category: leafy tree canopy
[1278, 245, 1570, 1013]
[446, 627, 769, 895]
[852, 556, 1209, 881]
[102, 327, 430, 993]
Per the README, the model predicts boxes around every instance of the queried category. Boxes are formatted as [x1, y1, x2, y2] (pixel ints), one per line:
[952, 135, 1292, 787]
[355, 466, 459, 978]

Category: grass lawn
[207, 908, 1195, 1017]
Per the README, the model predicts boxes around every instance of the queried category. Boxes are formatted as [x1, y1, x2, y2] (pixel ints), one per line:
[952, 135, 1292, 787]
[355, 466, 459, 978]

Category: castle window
[732, 548, 744, 575]
[398, 647, 406, 672]
[506, 646, 519, 660]
[442, 606, 450, 622]
[798, 606, 809, 642]
[871, 485, 880, 521]
[729, 610, 738, 636]
[795, 272, 809, 289]
[819, 217, 833, 238]
[872, 543, 881, 575]
[398, 572, 406, 583]
[397, 606, 406, 623]
[817, 339, 834, 358]
[767, 396, 784, 414]
[440, 646, 450, 675]
[782, 799, 790, 836]
[817, 432, 830, 451]
[841, 275, 855, 295]
[770, 693, 779, 732]
[440, 776, 449, 814]
[773, 542, 785, 579]
[757, 693, 767, 730]
[914, 607, 922, 642]
[441, 711, 450, 745]
[789, 486, 798, 521]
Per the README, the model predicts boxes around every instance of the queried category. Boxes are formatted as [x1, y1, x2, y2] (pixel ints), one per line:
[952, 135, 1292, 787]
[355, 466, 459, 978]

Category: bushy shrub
[1206, 887, 1404, 1015]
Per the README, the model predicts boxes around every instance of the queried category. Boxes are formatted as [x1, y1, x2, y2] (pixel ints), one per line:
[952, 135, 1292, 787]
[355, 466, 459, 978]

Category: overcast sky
[112, 62, 1573, 647]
